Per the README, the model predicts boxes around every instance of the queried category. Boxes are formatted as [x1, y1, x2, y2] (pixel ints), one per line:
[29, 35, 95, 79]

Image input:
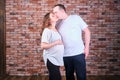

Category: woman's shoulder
[42, 28, 52, 35]
[43, 28, 51, 32]
[44, 28, 50, 31]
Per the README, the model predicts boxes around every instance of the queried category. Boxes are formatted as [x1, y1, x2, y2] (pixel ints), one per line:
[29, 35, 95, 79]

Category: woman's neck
[49, 24, 57, 32]
[51, 22, 56, 27]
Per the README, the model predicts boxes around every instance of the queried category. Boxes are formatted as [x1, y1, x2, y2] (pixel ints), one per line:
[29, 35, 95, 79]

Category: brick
[6, 0, 120, 76]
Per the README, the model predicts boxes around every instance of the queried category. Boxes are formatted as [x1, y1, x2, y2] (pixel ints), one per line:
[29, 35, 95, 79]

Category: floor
[0, 75, 120, 80]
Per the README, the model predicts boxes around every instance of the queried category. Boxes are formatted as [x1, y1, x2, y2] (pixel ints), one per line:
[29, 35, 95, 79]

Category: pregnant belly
[47, 45, 64, 54]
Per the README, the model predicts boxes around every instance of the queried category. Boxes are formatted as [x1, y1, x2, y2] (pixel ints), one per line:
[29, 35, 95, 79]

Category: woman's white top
[41, 28, 64, 66]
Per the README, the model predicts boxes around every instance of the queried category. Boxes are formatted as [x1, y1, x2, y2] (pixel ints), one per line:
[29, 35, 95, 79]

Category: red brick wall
[6, 0, 120, 76]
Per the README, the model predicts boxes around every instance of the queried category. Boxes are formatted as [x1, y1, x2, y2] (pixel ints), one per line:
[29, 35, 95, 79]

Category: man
[53, 4, 91, 80]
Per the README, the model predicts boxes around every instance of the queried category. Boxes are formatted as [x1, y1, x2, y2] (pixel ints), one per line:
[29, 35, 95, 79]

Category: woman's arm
[41, 39, 62, 50]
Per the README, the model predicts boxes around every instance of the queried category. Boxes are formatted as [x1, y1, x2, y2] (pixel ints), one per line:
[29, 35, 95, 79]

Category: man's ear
[61, 9, 65, 13]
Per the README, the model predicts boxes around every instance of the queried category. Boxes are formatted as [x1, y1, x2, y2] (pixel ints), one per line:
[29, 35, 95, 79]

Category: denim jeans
[47, 59, 61, 80]
[63, 54, 86, 80]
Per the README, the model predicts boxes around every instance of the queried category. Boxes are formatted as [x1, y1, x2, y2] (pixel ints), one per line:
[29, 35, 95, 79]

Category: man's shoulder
[68, 15, 83, 23]
[70, 14, 80, 17]
[69, 14, 82, 20]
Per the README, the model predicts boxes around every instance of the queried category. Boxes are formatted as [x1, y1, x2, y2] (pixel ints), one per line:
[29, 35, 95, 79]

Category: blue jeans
[63, 54, 86, 80]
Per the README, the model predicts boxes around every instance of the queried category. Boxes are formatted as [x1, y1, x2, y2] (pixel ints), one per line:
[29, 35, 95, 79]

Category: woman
[41, 12, 64, 80]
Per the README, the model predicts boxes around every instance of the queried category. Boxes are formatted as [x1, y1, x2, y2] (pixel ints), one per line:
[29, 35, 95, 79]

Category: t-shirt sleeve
[76, 15, 88, 30]
[41, 28, 51, 43]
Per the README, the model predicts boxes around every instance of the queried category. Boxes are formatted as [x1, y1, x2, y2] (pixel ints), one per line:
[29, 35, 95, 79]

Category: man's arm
[83, 27, 91, 58]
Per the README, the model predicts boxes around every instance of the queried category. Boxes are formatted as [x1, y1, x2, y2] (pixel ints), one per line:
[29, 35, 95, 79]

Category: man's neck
[63, 13, 68, 20]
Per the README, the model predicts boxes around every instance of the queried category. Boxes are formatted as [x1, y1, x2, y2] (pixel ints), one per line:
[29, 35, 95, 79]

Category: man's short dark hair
[54, 4, 66, 12]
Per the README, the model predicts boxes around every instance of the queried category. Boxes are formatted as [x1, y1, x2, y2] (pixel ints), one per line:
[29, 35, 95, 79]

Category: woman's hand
[41, 39, 63, 50]
[54, 39, 63, 45]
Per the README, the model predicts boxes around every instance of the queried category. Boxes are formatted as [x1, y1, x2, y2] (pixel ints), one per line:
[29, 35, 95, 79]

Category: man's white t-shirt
[41, 28, 64, 66]
[58, 15, 88, 57]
